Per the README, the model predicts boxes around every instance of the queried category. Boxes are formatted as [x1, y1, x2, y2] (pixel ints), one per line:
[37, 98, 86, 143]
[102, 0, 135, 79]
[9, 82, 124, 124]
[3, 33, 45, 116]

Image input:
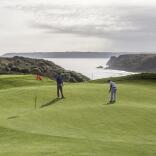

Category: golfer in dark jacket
[56, 73, 64, 99]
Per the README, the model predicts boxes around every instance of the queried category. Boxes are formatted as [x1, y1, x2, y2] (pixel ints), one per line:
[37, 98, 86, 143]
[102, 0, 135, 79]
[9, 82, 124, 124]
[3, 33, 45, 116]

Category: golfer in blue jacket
[56, 73, 64, 99]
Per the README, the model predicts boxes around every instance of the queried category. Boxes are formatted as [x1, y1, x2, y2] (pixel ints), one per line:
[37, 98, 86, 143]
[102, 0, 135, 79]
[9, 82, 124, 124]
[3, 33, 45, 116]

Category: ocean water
[45, 58, 133, 80]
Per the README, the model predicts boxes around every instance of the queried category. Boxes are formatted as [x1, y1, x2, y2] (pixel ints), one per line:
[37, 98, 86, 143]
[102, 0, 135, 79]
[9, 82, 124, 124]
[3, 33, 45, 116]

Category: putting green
[0, 75, 155, 156]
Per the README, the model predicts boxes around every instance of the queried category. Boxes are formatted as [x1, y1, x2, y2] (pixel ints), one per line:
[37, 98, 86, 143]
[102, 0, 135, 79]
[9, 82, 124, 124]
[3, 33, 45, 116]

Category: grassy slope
[0, 75, 156, 156]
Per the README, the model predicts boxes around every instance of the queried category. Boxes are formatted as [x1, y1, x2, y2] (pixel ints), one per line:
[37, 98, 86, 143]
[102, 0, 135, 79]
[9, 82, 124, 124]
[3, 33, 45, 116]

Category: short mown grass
[0, 74, 155, 156]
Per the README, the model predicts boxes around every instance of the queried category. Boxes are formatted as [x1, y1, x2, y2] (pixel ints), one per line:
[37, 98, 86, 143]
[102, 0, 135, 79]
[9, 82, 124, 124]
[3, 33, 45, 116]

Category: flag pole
[34, 73, 42, 109]
[35, 96, 37, 109]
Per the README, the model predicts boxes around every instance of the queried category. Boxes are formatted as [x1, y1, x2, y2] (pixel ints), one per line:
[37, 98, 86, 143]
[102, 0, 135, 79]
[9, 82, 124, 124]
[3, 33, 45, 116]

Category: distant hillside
[0, 56, 89, 82]
[2, 52, 121, 59]
[107, 54, 156, 72]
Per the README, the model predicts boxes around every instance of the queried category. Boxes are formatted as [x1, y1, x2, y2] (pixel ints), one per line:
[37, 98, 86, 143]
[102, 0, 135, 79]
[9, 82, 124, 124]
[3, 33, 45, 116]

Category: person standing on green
[108, 80, 117, 103]
[56, 73, 64, 99]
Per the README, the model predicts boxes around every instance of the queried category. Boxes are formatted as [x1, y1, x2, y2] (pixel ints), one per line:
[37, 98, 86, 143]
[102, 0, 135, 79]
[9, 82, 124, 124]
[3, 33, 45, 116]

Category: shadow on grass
[102, 102, 116, 105]
[7, 98, 62, 119]
[40, 98, 61, 108]
[7, 116, 19, 120]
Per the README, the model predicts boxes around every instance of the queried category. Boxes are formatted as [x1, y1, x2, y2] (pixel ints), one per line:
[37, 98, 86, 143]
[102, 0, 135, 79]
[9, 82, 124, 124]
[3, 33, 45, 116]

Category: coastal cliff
[107, 54, 156, 72]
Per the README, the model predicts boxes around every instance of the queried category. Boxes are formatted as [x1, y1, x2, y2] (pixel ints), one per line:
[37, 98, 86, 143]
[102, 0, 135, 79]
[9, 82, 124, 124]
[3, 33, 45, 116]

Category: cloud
[1, 0, 156, 52]
[1, 0, 156, 7]
[3, 1, 156, 41]
[27, 5, 156, 42]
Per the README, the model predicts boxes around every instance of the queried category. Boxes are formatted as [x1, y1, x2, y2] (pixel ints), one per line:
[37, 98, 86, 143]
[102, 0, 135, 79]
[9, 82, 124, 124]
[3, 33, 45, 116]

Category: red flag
[36, 74, 42, 81]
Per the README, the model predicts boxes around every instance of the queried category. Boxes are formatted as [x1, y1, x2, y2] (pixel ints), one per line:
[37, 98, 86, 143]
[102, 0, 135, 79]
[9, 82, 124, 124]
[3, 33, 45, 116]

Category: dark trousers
[57, 84, 64, 98]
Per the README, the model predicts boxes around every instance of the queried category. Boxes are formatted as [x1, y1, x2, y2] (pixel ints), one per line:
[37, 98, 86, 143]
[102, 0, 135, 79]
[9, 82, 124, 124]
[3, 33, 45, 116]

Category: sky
[0, 0, 156, 54]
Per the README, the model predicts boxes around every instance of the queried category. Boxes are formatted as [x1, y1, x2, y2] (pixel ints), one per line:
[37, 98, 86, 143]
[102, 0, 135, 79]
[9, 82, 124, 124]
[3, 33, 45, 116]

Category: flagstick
[35, 96, 37, 109]
[35, 74, 38, 109]
[34, 74, 42, 109]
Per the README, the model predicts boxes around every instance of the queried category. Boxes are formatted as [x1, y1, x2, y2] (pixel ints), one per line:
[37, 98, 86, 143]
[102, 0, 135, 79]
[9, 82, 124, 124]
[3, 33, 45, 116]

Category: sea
[44, 58, 133, 80]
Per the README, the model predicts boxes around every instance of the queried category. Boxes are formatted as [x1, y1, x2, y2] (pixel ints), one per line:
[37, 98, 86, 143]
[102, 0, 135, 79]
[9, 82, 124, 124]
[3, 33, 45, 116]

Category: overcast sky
[0, 0, 156, 54]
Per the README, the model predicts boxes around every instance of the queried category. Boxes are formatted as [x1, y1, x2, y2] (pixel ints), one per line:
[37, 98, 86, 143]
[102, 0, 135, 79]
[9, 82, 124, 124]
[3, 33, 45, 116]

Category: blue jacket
[56, 75, 63, 85]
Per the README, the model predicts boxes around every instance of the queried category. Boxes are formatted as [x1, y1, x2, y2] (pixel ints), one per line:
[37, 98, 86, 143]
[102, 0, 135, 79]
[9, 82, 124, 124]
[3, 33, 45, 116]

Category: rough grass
[90, 73, 156, 83]
[0, 74, 155, 156]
